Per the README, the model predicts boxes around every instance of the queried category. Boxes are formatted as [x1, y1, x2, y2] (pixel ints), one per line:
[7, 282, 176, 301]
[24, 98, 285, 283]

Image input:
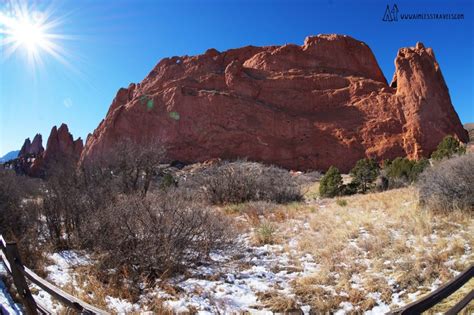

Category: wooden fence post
[4, 242, 38, 315]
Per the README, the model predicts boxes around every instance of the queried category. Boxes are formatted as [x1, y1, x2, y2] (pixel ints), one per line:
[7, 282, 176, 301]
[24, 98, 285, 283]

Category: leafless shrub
[241, 201, 278, 216]
[418, 154, 474, 212]
[42, 163, 84, 248]
[37, 139, 166, 249]
[85, 189, 235, 280]
[0, 169, 42, 233]
[107, 139, 166, 195]
[0, 169, 43, 266]
[386, 175, 408, 190]
[40, 159, 116, 249]
[295, 171, 322, 186]
[188, 161, 303, 204]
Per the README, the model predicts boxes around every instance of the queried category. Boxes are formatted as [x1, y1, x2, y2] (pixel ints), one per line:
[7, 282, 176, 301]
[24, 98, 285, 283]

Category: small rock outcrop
[14, 134, 45, 176]
[77, 35, 468, 171]
[12, 124, 82, 177]
[43, 124, 83, 167]
[19, 134, 44, 157]
[19, 138, 32, 157]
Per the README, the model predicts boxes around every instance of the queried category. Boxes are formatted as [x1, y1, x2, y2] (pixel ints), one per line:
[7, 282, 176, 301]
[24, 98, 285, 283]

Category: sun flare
[0, 1, 70, 69]
[10, 16, 45, 53]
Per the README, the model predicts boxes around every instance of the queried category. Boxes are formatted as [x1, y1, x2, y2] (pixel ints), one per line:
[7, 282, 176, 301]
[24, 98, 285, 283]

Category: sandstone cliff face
[391, 42, 468, 159]
[81, 34, 468, 172]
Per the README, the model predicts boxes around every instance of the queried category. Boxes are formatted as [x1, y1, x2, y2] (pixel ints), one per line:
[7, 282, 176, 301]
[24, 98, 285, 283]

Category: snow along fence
[0, 234, 109, 315]
[389, 264, 473, 315]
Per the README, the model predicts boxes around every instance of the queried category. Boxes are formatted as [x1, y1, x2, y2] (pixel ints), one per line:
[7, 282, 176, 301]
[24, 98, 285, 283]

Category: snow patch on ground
[364, 292, 390, 314]
[0, 277, 23, 314]
[16, 211, 470, 314]
[335, 301, 353, 315]
[1, 257, 62, 314]
[30, 283, 64, 313]
[27, 250, 91, 312]
[40, 250, 143, 313]
[154, 227, 456, 314]
[45, 250, 90, 287]
[106, 296, 140, 314]
[158, 235, 315, 313]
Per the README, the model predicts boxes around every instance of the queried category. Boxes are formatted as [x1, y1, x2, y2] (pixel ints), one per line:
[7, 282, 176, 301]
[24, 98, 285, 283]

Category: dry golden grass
[38, 187, 472, 313]
[257, 290, 299, 312]
[269, 187, 473, 313]
[292, 276, 345, 312]
[303, 181, 320, 200]
[222, 200, 309, 245]
[58, 265, 172, 314]
[254, 221, 278, 245]
[60, 266, 134, 312]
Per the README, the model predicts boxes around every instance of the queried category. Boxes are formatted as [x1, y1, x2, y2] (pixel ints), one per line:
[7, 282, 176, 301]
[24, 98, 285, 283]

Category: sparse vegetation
[159, 172, 177, 189]
[293, 187, 473, 313]
[255, 221, 277, 245]
[319, 166, 343, 197]
[106, 139, 166, 195]
[350, 158, 379, 193]
[0, 169, 39, 239]
[418, 153, 474, 212]
[192, 161, 303, 204]
[383, 157, 429, 187]
[336, 198, 348, 207]
[86, 189, 235, 279]
[339, 181, 359, 196]
[431, 135, 466, 161]
[258, 290, 298, 312]
[0, 169, 41, 266]
[1, 140, 472, 313]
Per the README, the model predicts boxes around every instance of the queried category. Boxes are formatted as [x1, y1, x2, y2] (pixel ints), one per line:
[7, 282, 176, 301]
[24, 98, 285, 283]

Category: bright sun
[0, 1, 69, 68]
[9, 15, 47, 54]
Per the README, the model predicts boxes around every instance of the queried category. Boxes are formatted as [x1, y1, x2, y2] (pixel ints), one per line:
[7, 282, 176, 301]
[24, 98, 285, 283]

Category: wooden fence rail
[390, 264, 474, 314]
[0, 235, 108, 315]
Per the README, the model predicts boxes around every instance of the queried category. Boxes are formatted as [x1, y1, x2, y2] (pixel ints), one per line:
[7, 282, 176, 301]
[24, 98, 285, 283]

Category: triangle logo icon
[383, 5, 393, 21]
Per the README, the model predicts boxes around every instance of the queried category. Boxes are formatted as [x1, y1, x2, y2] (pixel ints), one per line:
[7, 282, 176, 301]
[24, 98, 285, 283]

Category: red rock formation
[81, 34, 468, 172]
[15, 134, 44, 176]
[19, 138, 31, 157]
[19, 134, 44, 157]
[14, 124, 82, 177]
[43, 124, 83, 168]
[30, 134, 44, 155]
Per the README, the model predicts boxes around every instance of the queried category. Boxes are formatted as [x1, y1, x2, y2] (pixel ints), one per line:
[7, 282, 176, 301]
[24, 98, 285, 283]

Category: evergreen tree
[350, 158, 379, 193]
[319, 166, 343, 198]
[431, 135, 466, 161]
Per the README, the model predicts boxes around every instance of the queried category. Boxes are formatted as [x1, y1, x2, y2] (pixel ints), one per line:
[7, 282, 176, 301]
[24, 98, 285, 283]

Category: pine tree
[319, 166, 343, 198]
[350, 158, 379, 193]
[431, 135, 466, 161]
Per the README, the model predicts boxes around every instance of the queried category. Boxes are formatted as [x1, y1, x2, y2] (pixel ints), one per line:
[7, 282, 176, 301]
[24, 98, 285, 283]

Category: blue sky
[0, 0, 473, 155]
